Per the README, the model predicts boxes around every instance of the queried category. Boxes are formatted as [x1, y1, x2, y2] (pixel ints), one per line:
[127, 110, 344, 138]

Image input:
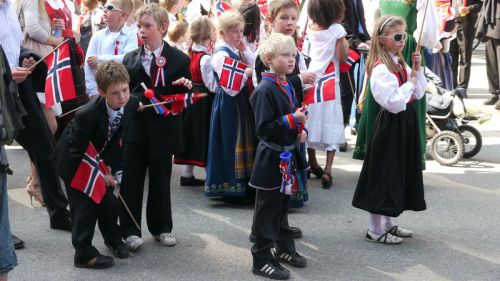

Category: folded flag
[44, 41, 77, 108]
[339, 48, 360, 73]
[168, 92, 208, 115]
[215, 0, 231, 16]
[303, 61, 336, 105]
[70, 143, 110, 204]
[219, 57, 247, 91]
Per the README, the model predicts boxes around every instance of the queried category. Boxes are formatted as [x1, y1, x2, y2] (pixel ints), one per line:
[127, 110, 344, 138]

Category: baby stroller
[425, 69, 486, 166]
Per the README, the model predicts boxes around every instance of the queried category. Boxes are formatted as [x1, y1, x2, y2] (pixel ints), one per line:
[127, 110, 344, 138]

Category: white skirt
[36, 92, 63, 116]
[306, 86, 345, 151]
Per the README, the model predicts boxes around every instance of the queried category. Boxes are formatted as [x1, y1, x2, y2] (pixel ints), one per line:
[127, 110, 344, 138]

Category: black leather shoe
[272, 247, 307, 268]
[339, 142, 348, 152]
[180, 176, 205, 186]
[249, 226, 303, 243]
[12, 235, 25, 250]
[252, 262, 290, 280]
[484, 95, 499, 105]
[74, 254, 115, 269]
[50, 219, 72, 232]
[105, 243, 129, 259]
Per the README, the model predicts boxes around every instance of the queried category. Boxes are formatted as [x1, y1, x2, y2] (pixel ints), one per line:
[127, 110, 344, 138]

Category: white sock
[182, 165, 194, 178]
[382, 216, 395, 228]
[369, 213, 383, 235]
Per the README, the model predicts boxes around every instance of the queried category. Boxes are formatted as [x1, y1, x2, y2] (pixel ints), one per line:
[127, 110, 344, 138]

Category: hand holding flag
[339, 48, 361, 73]
[302, 61, 336, 105]
[219, 57, 247, 91]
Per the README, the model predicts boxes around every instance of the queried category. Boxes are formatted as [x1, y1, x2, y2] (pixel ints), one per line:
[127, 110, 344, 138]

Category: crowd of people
[0, 0, 499, 280]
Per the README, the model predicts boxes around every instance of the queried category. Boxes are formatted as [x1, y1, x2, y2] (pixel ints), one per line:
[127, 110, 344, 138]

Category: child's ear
[98, 89, 106, 97]
[264, 54, 273, 66]
[160, 22, 169, 36]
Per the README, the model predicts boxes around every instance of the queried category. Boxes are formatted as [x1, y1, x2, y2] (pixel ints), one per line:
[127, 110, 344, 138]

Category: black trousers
[339, 65, 360, 126]
[15, 92, 69, 224]
[251, 189, 295, 267]
[450, 14, 478, 89]
[120, 142, 173, 238]
[485, 38, 500, 96]
[66, 186, 123, 263]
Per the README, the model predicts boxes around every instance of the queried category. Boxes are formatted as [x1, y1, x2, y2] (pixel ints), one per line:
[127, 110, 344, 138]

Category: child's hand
[245, 67, 253, 78]
[22, 57, 36, 69]
[138, 102, 144, 111]
[87, 56, 98, 68]
[11, 67, 31, 84]
[103, 174, 117, 188]
[172, 77, 193, 89]
[300, 72, 316, 85]
[298, 130, 307, 143]
[293, 109, 307, 124]
[411, 52, 421, 72]
[236, 40, 247, 52]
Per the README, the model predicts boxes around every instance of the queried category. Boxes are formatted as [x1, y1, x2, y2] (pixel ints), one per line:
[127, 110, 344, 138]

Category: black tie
[150, 52, 156, 79]
[108, 111, 123, 139]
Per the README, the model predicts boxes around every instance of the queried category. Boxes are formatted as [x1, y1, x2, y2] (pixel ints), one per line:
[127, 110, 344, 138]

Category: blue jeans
[0, 174, 17, 274]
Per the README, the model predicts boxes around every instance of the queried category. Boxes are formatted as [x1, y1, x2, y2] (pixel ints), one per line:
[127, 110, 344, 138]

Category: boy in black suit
[120, 3, 192, 251]
[51, 62, 140, 269]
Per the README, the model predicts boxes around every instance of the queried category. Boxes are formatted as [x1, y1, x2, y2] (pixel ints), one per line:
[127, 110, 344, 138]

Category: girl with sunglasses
[351, 15, 427, 244]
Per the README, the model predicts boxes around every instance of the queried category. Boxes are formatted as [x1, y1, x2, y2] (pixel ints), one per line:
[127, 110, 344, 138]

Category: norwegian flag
[219, 57, 246, 91]
[44, 41, 77, 108]
[257, 0, 268, 19]
[303, 62, 336, 105]
[170, 92, 206, 115]
[339, 48, 361, 73]
[215, 0, 231, 16]
[70, 143, 110, 204]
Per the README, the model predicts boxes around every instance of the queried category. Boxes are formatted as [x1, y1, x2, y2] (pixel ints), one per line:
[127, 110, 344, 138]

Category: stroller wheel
[430, 131, 464, 166]
[458, 125, 482, 158]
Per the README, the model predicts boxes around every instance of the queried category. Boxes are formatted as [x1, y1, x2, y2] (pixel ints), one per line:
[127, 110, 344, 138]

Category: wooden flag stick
[114, 185, 141, 231]
[28, 39, 69, 72]
[58, 104, 85, 118]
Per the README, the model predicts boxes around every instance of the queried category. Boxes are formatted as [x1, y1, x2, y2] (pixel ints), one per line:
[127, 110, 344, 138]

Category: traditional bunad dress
[305, 24, 347, 151]
[174, 43, 217, 167]
[204, 42, 257, 197]
[352, 54, 428, 217]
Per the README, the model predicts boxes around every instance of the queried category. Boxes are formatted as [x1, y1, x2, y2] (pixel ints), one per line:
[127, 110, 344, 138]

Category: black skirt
[352, 104, 426, 217]
[174, 91, 215, 167]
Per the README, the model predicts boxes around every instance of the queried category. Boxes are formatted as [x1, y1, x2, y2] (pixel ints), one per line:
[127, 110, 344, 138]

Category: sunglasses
[102, 4, 124, 13]
[383, 33, 407, 42]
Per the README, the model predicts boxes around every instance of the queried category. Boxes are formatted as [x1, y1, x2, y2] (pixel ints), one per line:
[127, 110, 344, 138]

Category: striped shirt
[0, 0, 23, 67]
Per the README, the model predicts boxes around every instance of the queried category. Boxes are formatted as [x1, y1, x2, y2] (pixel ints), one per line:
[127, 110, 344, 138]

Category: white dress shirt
[371, 54, 427, 114]
[192, 43, 217, 93]
[84, 25, 138, 96]
[211, 41, 254, 97]
[141, 43, 164, 77]
[0, 0, 23, 67]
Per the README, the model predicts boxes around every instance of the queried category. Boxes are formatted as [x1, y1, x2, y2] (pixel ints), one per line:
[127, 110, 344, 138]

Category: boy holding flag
[51, 62, 140, 269]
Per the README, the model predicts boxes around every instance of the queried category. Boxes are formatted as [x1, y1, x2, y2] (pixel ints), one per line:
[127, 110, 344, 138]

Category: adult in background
[477, 0, 500, 109]
[450, 0, 482, 93]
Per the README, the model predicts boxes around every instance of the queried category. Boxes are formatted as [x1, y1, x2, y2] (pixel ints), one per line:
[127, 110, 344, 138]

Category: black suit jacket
[50, 96, 139, 185]
[122, 43, 191, 158]
[342, 0, 371, 49]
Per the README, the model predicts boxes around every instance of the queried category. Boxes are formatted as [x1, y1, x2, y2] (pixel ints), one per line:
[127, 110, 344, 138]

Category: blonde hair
[135, 3, 170, 27]
[217, 11, 244, 34]
[95, 61, 130, 92]
[82, 0, 98, 10]
[190, 16, 215, 44]
[108, 0, 134, 15]
[259, 33, 297, 68]
[365, 15, 407, 76]
[159, 0, 179, 11]
[168, 21, 189, 42]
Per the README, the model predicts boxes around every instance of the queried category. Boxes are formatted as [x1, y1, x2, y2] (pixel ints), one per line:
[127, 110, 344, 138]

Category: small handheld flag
[303, 62, 336, 105]
[219, 57, 247, 91]
[215, 0, 231, 16]
[70, 143, 109, 204]
[44, 41, 77, 108]
[339, 48, 361, 73]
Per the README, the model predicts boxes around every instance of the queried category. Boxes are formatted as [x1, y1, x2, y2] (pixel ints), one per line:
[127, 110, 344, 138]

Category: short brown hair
[168, 21, 189, 42]
[190, 16, 215, 44]
[82, 0, 98, 10]
[159, 0, 179, 11]
[307, 0, 345, 29]
[267, 0, 298, 22]
[95, 61, 130, 92]
[135, 3, 169, 27]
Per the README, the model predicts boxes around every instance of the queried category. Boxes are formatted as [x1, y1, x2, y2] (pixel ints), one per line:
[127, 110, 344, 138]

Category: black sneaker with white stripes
[252, 262, 290, 280]
[272, 247, 307, 268]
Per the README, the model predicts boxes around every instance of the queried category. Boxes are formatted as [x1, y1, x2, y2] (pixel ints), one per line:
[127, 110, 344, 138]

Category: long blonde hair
[365, 15, 407, 76]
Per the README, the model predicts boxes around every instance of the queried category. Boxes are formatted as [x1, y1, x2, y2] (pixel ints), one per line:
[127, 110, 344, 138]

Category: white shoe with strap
[366, 228, 403, 244]
[384, 225, 413, 237]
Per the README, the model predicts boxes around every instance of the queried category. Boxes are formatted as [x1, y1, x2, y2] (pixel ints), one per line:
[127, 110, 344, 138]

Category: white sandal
[384, 225, 413, 237]
[366, 228, 403, 244]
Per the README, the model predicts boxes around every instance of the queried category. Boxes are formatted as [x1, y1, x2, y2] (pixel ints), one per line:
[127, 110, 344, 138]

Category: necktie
[150, 52, 156, 79]
[108, 111, 123, 139]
